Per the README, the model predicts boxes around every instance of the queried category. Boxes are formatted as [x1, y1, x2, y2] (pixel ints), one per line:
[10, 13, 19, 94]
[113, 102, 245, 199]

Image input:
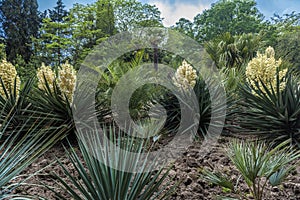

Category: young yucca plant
[235, 72, 300, 147]
[202, 140, 300, 200]
[46, 125, 177, 200]
[0, 105, 64, 199]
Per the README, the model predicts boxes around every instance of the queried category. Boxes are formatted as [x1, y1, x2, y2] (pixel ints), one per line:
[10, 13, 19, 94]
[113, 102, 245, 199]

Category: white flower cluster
[0, 59, 21, 98]
[37, 63, 55, 92]
[37, 62, 77, 103]
[173, 60, 198, 90]
[246, 46, 287, 94]
[58, 62, 77, 103]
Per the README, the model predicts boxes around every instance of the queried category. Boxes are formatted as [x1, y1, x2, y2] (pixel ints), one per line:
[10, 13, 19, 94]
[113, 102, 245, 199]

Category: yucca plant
[202, 140, 300, 200]
[235, 73, 300, 147]
[31, 76, 74, 133]
[158, 76, 227, 138]
[31, 74, 113, 137]
[46, 125, 177, 200]
[0, 104, 64, 199]
[0, 77, 35, 134]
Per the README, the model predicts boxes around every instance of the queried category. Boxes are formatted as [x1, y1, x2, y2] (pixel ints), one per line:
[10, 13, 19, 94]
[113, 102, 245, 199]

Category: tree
[34, 0, 70, 67]
[270, 12, 300, 32]
[67, 1, 117, 68]
[262, 12, 300, 47]
[49, 0, 68, 22]
[275, 28, 300, 71]
[67, 0, 162, 67]
[172, 18, 194, 38]
[96, 0, 116, 37]
[193, 0, 265, 42]
[0, 0, 40, 63]
[113, 0, 163, 31]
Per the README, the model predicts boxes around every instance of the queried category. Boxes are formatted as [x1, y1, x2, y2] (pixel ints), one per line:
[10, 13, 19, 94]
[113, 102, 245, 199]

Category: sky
[38, 0, 300, 27]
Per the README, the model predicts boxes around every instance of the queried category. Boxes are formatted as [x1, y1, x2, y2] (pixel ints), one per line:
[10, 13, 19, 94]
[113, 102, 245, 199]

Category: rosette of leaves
[32, 75, 75, 135]
[233, 46, 300, 146]
[33, 65, 71, 133]
[156, 67, 227, 138]
[45, 125, 177, 200]
[236, 71, 300, 147]
[97, 50, 165, 121]
[0, 78, 36, 135]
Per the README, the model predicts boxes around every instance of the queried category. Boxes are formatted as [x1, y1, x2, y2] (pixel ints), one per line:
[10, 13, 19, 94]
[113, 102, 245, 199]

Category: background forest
[0, 0, 299, 81]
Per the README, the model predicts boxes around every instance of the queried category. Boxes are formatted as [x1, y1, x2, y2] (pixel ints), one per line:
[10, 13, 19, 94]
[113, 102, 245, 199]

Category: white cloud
[149, 0, 210, 27]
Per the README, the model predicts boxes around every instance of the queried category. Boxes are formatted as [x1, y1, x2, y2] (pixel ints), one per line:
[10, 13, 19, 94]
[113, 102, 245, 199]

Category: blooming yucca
[37, 62, 76, 103]
[0, 59, 20, 97]
[58, 62, 76, 103]
[246, 46, 287, 94]
[173, 60, 198, 90]
[37, 63, 56, 92]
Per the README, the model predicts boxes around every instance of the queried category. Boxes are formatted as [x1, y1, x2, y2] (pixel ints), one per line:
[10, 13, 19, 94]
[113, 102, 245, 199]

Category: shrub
[204, 32, 260, 69]
[0, 60, 35, 133]
[0, 78, 35, 134]
[32, 63, 78, 136]
[97, 51, 165, 121]
[237, 73, 300, 146]
[33, 62, 112, 136]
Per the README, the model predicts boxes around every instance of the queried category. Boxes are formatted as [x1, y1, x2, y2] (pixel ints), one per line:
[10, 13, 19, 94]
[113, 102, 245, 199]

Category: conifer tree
[0, 0, 40, 62]
[34, 0, 70, 67]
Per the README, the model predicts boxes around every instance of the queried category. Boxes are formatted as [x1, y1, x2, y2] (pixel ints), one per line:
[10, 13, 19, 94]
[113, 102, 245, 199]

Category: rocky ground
[12, 136, 300, 200]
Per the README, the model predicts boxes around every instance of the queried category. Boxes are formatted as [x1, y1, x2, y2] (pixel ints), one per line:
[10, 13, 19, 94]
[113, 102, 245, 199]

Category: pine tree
[67, 1, 117, 67]
[49, 0, 68, 22]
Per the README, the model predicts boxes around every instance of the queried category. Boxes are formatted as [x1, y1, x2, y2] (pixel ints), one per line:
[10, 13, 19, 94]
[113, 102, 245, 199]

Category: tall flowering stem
[58, 62, 77, 103]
